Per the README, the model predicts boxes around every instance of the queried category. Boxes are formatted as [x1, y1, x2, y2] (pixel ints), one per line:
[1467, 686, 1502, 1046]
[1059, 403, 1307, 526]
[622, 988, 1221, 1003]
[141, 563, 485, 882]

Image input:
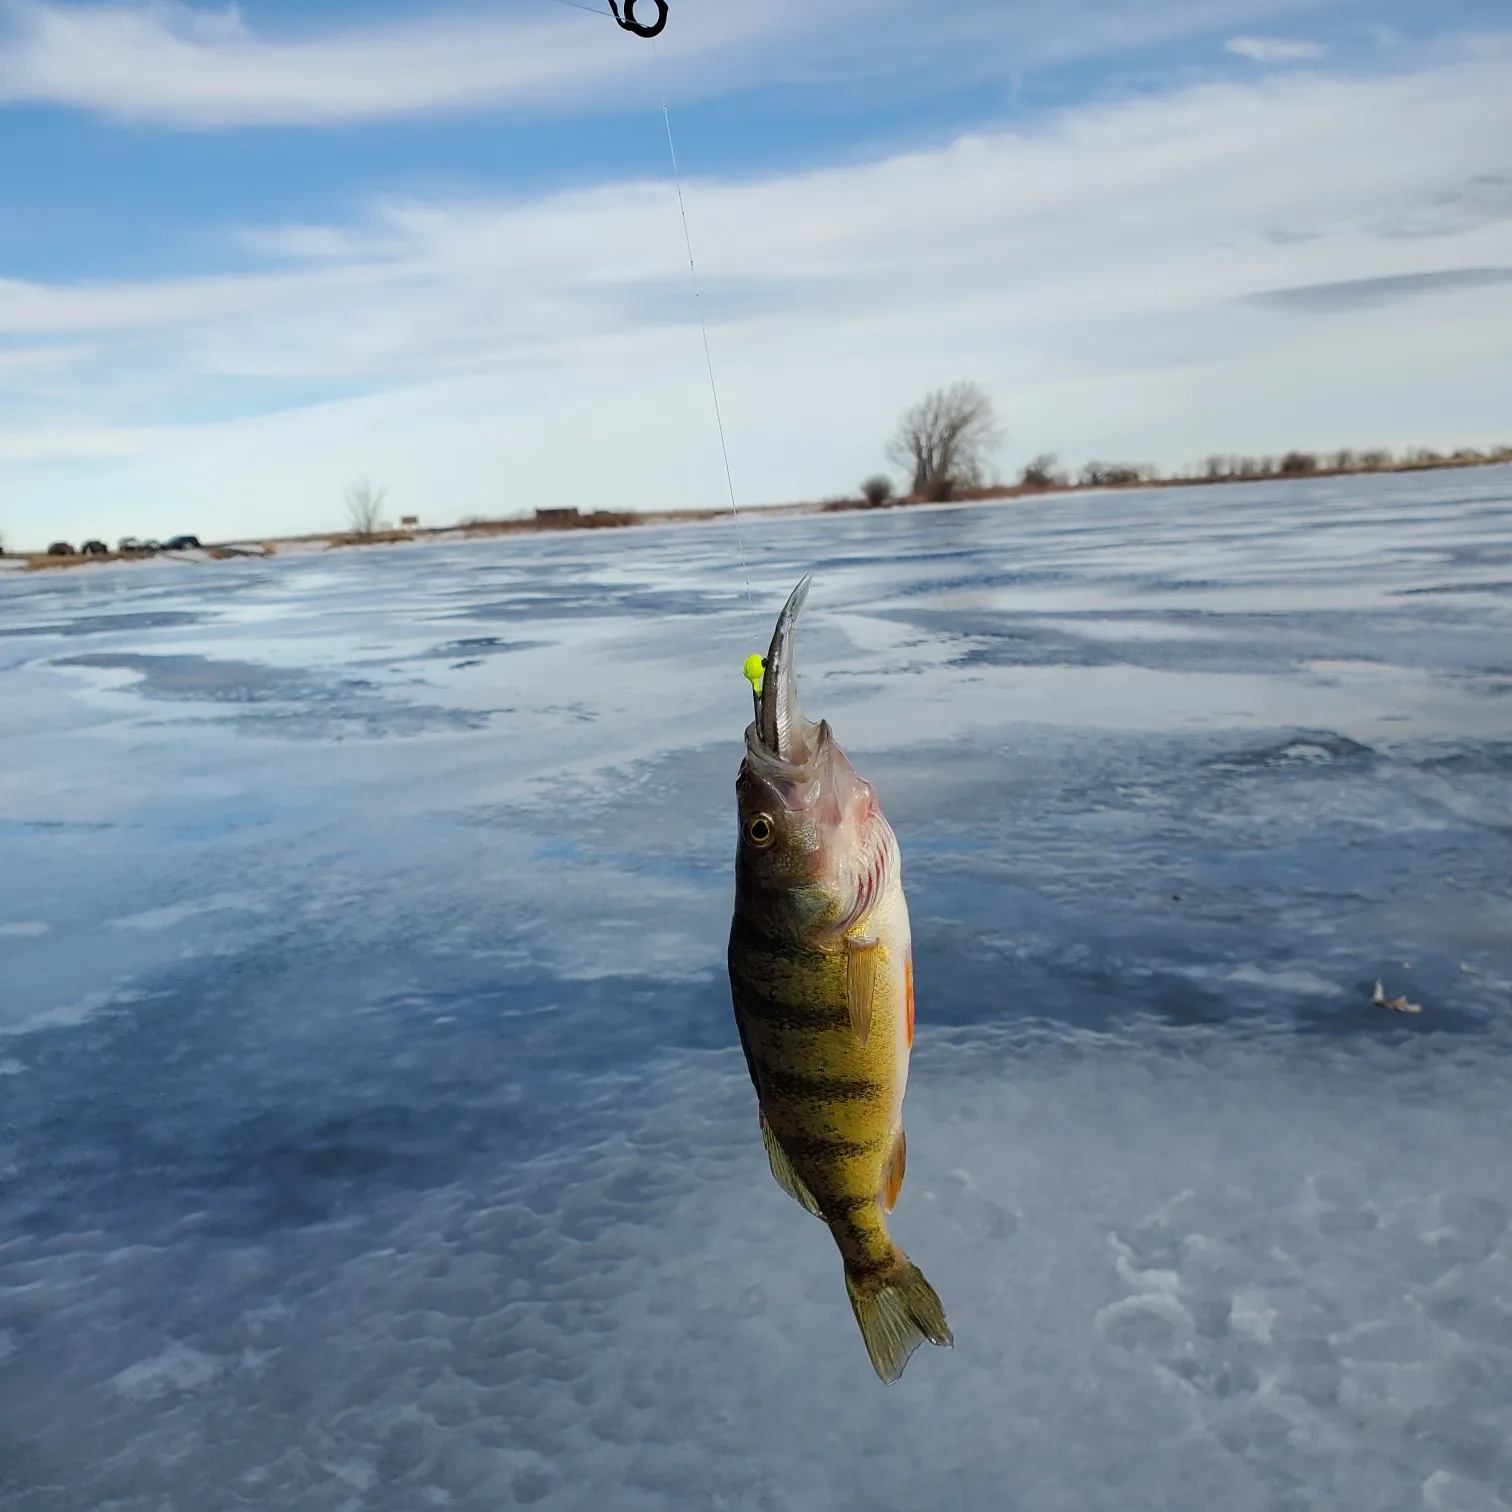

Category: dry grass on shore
[6, 447, 1509, 573]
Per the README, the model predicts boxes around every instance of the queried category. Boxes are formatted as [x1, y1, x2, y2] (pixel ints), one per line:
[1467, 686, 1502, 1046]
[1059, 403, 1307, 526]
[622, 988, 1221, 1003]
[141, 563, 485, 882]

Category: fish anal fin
[882, 1127, 906, 1213]
[845, 937, 883, 1047]
[760, 1109, 824, 1218]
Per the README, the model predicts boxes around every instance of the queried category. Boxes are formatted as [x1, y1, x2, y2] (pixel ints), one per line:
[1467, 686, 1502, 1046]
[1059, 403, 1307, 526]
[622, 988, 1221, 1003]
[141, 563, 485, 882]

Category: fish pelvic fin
[760, 1109, 824, 1219]
[845, 1253, 953, 1385]
[845, 937, 881, 1047]
[881, 1127, 906, 1214]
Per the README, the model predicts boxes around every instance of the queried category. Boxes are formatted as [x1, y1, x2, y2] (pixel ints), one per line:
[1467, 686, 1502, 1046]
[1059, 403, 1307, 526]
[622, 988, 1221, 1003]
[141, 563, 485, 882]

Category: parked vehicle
[80, 540, 109, 556]
[117, 536, 143, 554]
[47, 542, 76, 556]
[142, 540, 162, 553]
[162, 535, 202, 551]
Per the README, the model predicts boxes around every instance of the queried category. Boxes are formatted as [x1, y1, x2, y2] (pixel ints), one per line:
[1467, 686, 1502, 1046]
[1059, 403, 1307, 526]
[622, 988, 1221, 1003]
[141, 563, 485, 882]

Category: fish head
[735, 577, 884, 939]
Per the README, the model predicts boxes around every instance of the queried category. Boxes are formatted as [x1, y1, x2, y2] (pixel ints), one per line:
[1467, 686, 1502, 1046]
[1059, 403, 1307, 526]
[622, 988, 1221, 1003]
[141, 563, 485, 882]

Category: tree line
[845, 382, 1512, 506]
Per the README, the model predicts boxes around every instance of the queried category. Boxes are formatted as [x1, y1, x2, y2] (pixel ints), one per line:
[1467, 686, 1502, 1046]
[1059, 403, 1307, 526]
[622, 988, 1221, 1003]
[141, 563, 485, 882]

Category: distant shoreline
[5, 450, 1509, 574]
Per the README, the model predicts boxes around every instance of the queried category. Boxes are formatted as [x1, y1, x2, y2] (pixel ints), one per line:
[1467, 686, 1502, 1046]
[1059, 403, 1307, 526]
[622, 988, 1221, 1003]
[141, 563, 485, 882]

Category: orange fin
[845, 937, 882, 1046]
[882, 1127, 907, 1213]
[904, 953, 915, 1049]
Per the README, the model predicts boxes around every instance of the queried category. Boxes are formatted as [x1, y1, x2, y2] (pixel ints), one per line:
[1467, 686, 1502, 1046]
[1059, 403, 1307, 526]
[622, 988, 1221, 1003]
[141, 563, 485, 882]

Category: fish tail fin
[844, 1252, 953, 1384]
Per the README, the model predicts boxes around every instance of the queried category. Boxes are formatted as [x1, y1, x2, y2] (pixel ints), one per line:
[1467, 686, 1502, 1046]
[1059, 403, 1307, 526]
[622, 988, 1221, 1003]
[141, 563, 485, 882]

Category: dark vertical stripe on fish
[756, 1067, 883, 1104]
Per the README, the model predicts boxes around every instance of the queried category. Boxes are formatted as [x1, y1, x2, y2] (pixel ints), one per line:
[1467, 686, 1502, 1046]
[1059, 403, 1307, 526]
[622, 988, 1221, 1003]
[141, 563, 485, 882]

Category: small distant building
[534, 508, 580, 527]
[400, 515, 419, 528]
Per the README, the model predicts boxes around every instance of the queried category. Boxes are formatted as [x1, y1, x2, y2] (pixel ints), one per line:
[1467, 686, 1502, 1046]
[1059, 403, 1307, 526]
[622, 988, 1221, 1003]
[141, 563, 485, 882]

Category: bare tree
[859, 474, 896, 507]
[344, 480, 388, 537]
[1019, 453, 1064, 489]
[886, 382, 1003, 502]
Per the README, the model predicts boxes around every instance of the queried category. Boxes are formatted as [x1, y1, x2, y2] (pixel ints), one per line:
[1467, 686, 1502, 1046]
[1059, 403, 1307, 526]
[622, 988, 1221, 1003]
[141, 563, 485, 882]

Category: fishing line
[648, 40, 757, 623]
[544, 1, 758, 626]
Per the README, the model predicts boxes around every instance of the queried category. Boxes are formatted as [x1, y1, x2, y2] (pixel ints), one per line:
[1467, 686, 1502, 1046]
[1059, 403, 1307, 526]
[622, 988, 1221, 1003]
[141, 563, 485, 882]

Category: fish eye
[745, 814, 775, 847]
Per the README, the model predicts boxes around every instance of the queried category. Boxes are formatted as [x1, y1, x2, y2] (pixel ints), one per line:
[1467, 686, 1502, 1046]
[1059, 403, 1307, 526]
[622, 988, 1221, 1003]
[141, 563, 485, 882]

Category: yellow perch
[727, 576, 952, 1383]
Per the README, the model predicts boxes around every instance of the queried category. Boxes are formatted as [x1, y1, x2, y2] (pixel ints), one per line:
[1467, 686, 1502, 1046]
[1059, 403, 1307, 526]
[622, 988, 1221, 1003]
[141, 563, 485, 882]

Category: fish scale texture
[1, 467, 1511, 1510]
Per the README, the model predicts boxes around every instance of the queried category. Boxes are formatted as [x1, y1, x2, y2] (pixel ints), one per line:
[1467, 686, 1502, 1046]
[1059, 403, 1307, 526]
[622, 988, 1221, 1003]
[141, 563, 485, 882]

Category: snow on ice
[1, 468, 1510, 1510]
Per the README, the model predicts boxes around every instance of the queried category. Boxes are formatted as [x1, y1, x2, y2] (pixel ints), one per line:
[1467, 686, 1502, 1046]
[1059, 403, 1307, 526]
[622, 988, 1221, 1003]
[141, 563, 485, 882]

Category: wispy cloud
[0, 0, 1342, 129]
[0, 0, 779, 125]
[1227, 35, 1323, 61]
[1372, 173, 1512, 240]
[5, 43, 1505, 356]
[1247, 266, 1512, 312]
[1, 42, 1510, 540]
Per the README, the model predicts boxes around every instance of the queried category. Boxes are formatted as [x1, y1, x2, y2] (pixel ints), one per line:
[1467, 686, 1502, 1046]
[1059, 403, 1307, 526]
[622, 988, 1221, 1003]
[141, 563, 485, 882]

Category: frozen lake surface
[2, 469, 1511, 1511]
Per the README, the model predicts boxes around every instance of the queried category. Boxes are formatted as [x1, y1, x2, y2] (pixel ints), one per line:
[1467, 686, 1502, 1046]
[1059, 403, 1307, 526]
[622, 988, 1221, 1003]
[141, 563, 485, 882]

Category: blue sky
[0, 0, 1509, 547]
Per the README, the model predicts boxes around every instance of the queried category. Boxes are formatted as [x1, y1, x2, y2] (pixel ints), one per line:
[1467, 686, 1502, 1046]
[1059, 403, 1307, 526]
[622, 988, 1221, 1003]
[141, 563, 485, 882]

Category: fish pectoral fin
[882, 1127, 906, 1213]
[845, 937, 883, 1047]
[760, 1110, 824, 1219]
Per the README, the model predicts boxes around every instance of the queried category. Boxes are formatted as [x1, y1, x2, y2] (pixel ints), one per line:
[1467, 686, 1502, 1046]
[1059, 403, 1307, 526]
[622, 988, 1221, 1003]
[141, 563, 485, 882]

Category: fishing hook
[608, 0, 668, 38]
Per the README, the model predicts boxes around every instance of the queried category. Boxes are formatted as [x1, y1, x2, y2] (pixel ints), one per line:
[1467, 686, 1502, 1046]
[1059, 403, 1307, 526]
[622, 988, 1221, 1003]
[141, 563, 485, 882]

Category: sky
[0, 0, 1509, 547]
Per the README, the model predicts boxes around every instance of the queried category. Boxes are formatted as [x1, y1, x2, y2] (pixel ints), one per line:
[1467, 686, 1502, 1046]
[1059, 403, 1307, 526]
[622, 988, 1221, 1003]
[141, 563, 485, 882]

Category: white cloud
[0, 0, 790, 125]
[1227, 35, 1324, 61]
[0, 0, 1333, 128]
[1, 44, 1510, 543]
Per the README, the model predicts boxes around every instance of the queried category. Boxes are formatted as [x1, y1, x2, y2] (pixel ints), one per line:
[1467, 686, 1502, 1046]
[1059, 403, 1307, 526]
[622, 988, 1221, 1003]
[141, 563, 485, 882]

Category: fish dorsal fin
[760, 1109, 824, 1218]
[882, 1127, 907, 1213]
[845, 937, 882, 1047]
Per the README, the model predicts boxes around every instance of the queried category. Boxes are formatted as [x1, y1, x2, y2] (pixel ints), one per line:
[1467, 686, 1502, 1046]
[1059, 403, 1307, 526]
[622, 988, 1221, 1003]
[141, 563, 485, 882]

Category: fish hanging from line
[727, 576, 952, 1383]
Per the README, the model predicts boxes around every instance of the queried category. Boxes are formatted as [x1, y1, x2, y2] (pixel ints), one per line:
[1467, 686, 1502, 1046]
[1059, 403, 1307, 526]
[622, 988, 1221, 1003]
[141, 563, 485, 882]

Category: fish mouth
[755, 575, 816, 764]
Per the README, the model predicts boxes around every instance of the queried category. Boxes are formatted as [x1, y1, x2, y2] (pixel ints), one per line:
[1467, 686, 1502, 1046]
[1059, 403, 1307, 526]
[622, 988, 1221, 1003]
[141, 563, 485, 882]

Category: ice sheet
[1, 468, 1510, 1510]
